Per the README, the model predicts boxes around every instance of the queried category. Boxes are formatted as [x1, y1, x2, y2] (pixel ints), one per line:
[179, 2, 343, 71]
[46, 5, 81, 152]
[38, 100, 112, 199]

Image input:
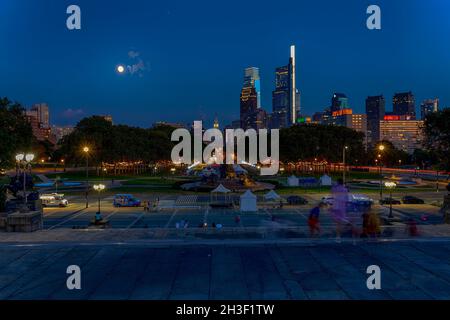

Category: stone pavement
[1, 239, 450, 300]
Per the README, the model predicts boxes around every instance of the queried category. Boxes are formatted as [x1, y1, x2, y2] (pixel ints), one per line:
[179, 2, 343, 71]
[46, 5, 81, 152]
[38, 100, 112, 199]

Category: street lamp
[378, 144, 385, 200]
[385, 181, 397, 219]
[342, 146, 349, 185]
[83, 146, 90, 208]
[15, 153, 35, 208]
[93, 184, 105, 214]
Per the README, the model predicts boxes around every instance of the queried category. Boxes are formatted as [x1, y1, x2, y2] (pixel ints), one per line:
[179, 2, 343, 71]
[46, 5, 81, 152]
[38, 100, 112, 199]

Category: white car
[321, 194, 373, 206]
[40, 193, 69, 207]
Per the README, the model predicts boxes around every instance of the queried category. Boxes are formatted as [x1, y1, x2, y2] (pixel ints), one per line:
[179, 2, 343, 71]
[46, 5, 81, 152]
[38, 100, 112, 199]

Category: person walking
[330, 178, 349, 242]
[308, 203, 324, 237]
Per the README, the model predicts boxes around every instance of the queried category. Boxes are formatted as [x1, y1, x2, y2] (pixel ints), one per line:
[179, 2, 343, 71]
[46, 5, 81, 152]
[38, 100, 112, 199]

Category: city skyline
[1, 0, 450, 127]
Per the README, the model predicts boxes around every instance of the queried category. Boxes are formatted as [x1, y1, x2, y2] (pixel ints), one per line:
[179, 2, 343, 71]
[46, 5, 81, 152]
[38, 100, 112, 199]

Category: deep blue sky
[1, 0, 449, 127]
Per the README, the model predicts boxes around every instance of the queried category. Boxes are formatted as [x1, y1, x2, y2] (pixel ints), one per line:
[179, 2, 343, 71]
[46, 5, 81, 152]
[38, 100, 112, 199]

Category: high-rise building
[365, 95, 385, 147]
[393, 91, 416, 119]
[243, 67, 261, 108]
[271, 45, 300, 128]
[331, 93, 348, 113]
[27, 103, 50, 128]
[380, 115, 424, 154]
[420, 98, 439, 120]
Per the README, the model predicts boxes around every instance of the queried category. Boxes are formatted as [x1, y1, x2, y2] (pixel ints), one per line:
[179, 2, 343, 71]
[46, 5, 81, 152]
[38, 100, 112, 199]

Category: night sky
[1, 0, 449, 127]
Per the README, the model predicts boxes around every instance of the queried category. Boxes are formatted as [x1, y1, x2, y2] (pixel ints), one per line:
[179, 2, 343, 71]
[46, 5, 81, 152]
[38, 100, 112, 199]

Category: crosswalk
[176, 195, 198, 205]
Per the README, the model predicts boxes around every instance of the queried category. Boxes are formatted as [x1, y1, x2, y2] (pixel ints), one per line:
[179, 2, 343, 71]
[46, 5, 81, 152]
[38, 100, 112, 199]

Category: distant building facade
[365, 95, 385, 147]
[51, 126, 74, 142]
[271, 45, 299, 128]
[393, 91, 416, 119]
[420, 98, 439, 120]
[240, 67, 266, 130]
[380, 116, 424, 154]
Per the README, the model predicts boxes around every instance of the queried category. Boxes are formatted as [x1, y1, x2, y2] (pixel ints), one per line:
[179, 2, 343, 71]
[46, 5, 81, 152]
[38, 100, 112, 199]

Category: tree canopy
[423, 108, 450, 171]
[56, 116, 176, 166]
[279, 124, 366, 163]
[0, 98, 34, 168]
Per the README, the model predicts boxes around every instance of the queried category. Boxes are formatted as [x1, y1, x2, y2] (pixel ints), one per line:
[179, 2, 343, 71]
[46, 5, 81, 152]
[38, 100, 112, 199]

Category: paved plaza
[1, 240, 450, 299]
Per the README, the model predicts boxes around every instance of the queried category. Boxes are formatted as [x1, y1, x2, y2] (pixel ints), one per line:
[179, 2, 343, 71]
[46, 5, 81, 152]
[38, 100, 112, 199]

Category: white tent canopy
[264, 190, 281, 201]
[287, 175, 299, 187]
[320, 174, 332, 186]
[240, 190, 257, 212]
[211, 184, 231, 193]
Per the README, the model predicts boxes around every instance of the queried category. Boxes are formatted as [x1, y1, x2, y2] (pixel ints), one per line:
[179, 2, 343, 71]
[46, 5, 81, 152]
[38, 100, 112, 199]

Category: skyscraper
[331, 93, 348, 113]
[393, 91, 416, 119]
[29, 103, 50, 128]
[271, 45, 300, 128]
[365, 95, 385, 147]
[243, 67, 261, 108]
[240, 67, 264, 130]
[420, 98, 439, 120]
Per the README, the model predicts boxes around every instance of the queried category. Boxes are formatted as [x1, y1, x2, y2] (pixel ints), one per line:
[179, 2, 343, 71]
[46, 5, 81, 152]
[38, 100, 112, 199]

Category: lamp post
[378, 144, 385, 200]
[83, 146, 90, 208]
[342, 146, 348, 185]
[15, 153, 35, 207]
[436, 169, 440, 193]
[385, 181, 397, 218]
[93, 184, 105, 214]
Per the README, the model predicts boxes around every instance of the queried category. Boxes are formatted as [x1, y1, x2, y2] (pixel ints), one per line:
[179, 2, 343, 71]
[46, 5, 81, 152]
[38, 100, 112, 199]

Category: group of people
[307, 178, 418, 241]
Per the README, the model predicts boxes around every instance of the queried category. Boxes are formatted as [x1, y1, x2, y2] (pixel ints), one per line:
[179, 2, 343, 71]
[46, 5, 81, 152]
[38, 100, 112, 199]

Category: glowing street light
[384, 181, 397, 218]
[15, 153, 34, 207]
[83, 146, 90, 208]
[93, 184, 106, 215]
[342, 145, 349, 185]
[378, 145, 385, 200]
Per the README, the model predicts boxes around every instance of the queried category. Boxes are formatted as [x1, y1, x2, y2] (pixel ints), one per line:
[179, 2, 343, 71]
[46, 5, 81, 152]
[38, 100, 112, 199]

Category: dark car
[402, 196, 425, 204]
[287, 195, 308, 205]
[380, 197, 401, 205]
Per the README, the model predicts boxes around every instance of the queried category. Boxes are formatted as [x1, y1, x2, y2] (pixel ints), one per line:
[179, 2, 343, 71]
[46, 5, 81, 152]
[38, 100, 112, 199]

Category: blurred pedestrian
[406, 218, 419, 237]
[331, 178, 349, 242]
[367, 210, 381, 238]
[308, 203, 325, 237]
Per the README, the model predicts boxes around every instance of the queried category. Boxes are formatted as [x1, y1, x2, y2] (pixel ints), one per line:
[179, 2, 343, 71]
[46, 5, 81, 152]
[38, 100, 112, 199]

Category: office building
[271, 45, 300, 128]
[420, 98, 439, 120]
[27, 103, 50, 128]
[380, 116, 424, 154]
[393, 91, 416, 119]
[365, 95, 385, 147]
[331, 93, 348, 113]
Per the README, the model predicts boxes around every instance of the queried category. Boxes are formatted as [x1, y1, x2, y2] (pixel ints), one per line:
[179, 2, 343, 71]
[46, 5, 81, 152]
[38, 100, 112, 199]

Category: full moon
[117, 65, 125, 73]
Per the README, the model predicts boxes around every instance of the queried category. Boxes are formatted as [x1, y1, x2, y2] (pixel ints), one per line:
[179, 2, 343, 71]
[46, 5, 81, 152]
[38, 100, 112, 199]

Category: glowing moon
[117, 65, 125, 73]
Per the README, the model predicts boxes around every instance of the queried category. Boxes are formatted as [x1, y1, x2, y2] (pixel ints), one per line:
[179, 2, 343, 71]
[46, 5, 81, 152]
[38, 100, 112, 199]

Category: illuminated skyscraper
[243, 67, 261, 108]
[240, 67, 266, 130]
[271, 45, 300, 128]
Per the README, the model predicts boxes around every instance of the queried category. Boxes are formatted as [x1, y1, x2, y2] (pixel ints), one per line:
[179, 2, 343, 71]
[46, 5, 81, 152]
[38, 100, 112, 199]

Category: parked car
[402, 196, 425, 204]
[287, 195, 308, 205]
[320, 196, 334, 206]
[380, 197, 401, 205]
[320, 194, 373, 207]
[113, 194, 141, 207]
[40, 193, 69, 207]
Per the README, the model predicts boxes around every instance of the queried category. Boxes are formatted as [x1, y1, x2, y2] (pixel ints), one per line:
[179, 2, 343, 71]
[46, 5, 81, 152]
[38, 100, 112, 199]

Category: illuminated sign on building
[332, 108, 353, 117]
